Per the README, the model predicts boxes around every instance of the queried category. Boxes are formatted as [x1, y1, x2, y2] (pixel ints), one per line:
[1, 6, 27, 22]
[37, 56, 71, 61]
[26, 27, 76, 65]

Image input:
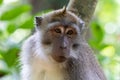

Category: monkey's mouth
[57, 56, 66, 62]
[52, 55, 67, 63]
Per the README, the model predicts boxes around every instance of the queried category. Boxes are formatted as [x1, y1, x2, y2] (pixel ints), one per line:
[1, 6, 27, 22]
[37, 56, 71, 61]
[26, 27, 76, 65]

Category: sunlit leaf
[89, 21, 105, 50]
[0, 30, 2, 36]
[7, 23, 17, 34]
[19, 17, 34, 29]
[1, 44, 20, 68]
[0, 54, 3, 59]
[101, 46, 115, 57]
[90, 21, 104, 42]
[0, 5, 31, 20]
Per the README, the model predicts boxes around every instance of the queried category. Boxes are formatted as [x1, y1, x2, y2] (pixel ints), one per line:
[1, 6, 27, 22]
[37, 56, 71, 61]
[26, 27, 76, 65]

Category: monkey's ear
[62, 6, 67, 14]
[79, 19, 85, 33]
[35, 16, 43, 27]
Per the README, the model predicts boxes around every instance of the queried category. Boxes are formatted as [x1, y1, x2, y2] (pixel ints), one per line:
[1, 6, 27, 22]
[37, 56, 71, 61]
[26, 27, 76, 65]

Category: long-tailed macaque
[20, 1, 106, 80]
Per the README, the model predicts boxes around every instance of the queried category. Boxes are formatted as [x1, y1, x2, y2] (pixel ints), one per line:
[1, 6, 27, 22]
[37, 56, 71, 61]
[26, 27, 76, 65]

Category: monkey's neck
[31, 57, 65, 80]
[40, 69, 64, 80]
[31, 54, 104, 80]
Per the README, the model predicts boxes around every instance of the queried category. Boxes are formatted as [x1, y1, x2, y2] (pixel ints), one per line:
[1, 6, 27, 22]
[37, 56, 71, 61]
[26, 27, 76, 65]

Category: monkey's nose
[60, 40, 68, 49]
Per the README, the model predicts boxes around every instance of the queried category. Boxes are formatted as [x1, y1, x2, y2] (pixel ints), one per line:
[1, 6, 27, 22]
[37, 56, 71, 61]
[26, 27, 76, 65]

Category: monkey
[20, 6, 106, 80]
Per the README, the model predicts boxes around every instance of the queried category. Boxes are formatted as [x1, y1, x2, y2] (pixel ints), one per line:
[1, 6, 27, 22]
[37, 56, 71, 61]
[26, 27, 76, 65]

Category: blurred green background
[0, 0, 120, 80]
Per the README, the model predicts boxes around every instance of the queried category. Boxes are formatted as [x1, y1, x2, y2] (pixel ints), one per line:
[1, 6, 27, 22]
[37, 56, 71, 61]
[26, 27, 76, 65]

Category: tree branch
[67, 0, 98, 27]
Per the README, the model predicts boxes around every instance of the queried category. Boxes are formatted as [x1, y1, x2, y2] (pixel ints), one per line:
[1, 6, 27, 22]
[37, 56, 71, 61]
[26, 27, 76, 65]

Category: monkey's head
[35, 7, 84, 63]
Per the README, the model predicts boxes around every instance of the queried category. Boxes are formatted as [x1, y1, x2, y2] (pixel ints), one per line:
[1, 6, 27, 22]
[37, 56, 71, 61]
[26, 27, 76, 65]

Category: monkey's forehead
[42, 9, 81, 24]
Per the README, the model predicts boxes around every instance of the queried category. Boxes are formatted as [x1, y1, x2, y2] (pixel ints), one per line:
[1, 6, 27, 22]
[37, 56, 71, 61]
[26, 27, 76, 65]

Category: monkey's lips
[57, 56, 66, 62]
[52, 55, 67, 63]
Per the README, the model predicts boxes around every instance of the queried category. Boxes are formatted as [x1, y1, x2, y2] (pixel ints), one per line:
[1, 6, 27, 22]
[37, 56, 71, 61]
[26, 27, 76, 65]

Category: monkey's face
[42, 25, 79, 63]
[35, 8, 84, 63]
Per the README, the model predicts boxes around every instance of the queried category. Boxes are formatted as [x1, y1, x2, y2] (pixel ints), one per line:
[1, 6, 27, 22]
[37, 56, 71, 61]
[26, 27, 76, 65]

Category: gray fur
[20, 8, 106, 80]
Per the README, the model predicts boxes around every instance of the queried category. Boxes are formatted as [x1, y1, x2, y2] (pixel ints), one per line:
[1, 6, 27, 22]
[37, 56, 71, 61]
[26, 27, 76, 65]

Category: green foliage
[19, 17, 34, 29]
[1, 45, 20, 67]
[0, 1, 33, 80]
[0, 0, 3, 5]
[0, 0, 120, 80]
[89, 0, 120, 80]
[0, 70, 9, 77]
[0, 5, 31, 20]
[89, 21, 105, 50]
[7, 23, 17, 33]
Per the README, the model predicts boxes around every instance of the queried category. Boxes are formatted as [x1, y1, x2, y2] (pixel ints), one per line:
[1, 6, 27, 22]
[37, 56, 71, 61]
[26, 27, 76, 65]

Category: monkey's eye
[67, 30, 73, 35]
[54, 28, 61, 33]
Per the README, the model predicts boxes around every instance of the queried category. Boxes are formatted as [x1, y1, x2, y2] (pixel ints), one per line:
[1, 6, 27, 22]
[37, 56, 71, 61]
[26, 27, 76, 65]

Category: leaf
[0, 5, 31, 20]
[1, 44, 20, 68]
[0, 0, 3, 5]
[19, 17, 34, 29]
[0, 30, 2, 36]
[0, 69, 9, 77]
[90, 22, 104, 43]
[7, 23, 17, 34]
[89, 21, 105, 50]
